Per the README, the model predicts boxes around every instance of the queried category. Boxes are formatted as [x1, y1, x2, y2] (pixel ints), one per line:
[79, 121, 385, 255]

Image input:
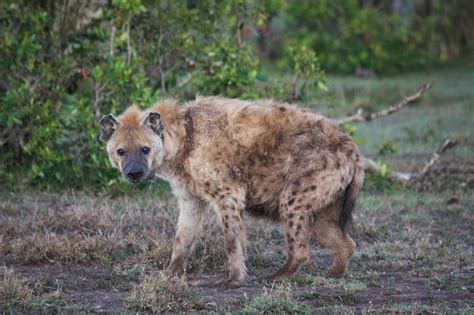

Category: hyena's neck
[150, 100, 188, 173]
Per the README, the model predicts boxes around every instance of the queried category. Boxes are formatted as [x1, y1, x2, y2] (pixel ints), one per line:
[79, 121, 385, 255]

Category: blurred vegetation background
[0, 0, 472, 189]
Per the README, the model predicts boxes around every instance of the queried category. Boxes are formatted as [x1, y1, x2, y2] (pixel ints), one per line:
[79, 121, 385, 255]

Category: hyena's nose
[127, 171, 143, 181]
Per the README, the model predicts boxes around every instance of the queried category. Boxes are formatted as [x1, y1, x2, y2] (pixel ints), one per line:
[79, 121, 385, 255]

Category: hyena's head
[99, 106, 164, 183]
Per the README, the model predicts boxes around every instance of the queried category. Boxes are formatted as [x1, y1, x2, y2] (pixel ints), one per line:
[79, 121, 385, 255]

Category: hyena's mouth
[125, 172, 155, 183]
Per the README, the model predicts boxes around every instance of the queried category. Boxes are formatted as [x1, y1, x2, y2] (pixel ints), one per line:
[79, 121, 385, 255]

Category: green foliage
[279, 0, 460, 74]
[378, 140, 398, 156]
[0, 0, 325, 189]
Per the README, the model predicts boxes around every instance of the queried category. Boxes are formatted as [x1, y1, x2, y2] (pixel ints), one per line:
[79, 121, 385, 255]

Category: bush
[0, 0, 325, 189]
[266, 0, 468, 74]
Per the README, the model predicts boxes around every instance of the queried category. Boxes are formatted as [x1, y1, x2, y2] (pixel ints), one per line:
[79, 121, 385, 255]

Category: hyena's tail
[339, 164, 364, 233]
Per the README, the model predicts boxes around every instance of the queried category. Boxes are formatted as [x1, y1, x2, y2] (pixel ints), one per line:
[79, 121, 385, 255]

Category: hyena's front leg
[167, 195, 207, 274]
[214, 191, 248, 286]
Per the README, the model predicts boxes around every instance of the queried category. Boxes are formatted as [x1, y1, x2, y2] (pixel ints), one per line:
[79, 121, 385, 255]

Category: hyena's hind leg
[311, 201, 356, 278]
[267, 187, 311, 281]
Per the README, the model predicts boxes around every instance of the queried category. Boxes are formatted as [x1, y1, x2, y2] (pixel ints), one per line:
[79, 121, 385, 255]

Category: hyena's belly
[244, 174, 285, 221]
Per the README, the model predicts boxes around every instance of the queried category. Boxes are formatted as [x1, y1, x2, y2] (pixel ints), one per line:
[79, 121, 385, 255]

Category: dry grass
[0, 267, 82, 313]
[0, 190, 231, 272]
[126, 273, 204, 312]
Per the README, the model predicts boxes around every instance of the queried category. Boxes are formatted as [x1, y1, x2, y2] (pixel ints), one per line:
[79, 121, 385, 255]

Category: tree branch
[337, 81, 433, 125]
[333, 80, 458, 184]
[362, 139, 458, 184]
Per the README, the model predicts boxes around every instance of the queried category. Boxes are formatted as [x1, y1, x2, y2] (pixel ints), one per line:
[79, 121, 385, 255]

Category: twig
[337, 81, 433, 125]
[92, 81, 106, 120]
[110, 24, 116, 57]
[418, 139, 458, 179]
[157, 17, 166, 93]
[233, 0, 242, 48]
[126, 13, 132, 66]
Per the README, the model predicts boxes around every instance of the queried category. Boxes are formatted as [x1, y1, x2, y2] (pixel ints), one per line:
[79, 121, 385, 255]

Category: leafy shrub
[0, 0, 325, 189]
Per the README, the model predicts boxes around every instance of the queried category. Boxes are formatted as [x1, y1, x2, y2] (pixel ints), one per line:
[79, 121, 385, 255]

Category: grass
[0, 267, 88, 313]
[126, 273, 204, 313]
[1, 65, 473, 313]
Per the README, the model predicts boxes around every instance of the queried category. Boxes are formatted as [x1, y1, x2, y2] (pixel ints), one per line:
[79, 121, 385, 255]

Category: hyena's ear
[143, 112, 164, 136]
[99, 114, 120, 142]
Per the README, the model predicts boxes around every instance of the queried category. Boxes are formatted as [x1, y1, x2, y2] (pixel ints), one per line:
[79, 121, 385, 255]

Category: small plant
[237, 294, 311, 315]
[126, 274, 203, 313]
[280, 44, 326, 101]
[378, 140, 398, 156]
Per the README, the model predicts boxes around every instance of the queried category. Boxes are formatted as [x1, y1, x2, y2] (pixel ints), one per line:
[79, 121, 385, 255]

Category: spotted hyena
[100, 97, 364, 286]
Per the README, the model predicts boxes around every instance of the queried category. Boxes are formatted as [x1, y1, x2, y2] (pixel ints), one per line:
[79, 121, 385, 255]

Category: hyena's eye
[117, 148, 125, 156]
[141, 146, 150, 155]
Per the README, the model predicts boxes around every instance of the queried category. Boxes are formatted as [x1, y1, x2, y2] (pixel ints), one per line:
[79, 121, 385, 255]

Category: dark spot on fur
[288, 213, 294, 219]
[224, 222, 229, 229]
[335, 160, 341, 169]
[305, 204, 312, 210]
[224, 214, 229, 220]
[299, 244, 306, 248]
[279, 106, 287, 112]
[294, 205, 301, 210]
[346, 149, 354, 158]
[289, 245, 294, 251]
[288, 198, 295, 206]
[289, 220, 294, 228]
[321, 156, 328, 169]
[293, 179, 301, 187]
[204, 182, 210, 187]
[310, 185, 317, 190]
[297, 224, 302, 230]
[302, 170, 313, 178]
[299, 215, 304, 220]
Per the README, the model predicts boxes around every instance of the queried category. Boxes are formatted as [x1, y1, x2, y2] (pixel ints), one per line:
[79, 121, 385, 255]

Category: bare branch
[363, 157, 413, 182]
[363, 139, 458, 184]
[337, 81, 433, 125]
[92, 81, 106, 120]
[418, 139, 458, 179]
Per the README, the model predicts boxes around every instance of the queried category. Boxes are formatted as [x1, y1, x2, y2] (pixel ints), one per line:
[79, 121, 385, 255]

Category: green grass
[1, 65, 473, 313]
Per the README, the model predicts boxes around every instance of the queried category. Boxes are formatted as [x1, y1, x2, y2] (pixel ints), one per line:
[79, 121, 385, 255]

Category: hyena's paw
[166, 260, 186, 276]
[264, 270, 292, 282]
[327, 265, 346, 279]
